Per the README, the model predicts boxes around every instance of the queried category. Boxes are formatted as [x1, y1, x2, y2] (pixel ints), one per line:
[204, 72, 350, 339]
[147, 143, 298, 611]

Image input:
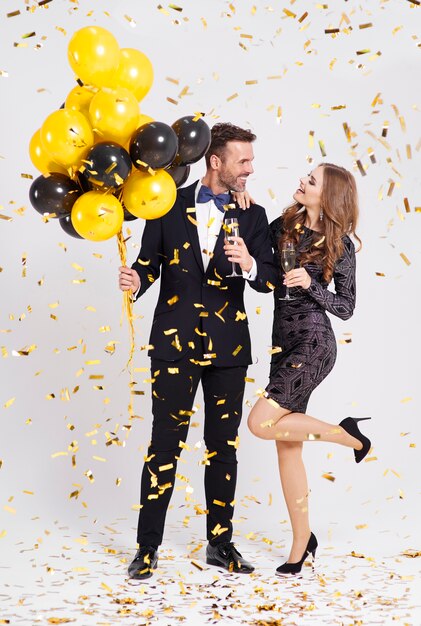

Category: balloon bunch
[28, 25, 211, 242]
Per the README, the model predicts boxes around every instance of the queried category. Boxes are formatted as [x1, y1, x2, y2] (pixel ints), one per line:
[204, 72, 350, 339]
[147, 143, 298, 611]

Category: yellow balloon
[29, 129, 68, 175]
[40, 109, 94, 168]
[137, 113, 154, 127]
[89, 87, 139, 145]
[113, 48, 154, 101]
[67, 26, 120, 88]
[122, 169, 177, 220]
[65, 85, 97, 118]
[71, 191, 123, 241]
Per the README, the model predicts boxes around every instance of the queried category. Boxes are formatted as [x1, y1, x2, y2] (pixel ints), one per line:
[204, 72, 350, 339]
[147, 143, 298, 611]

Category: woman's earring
[319, 208, 324, 221]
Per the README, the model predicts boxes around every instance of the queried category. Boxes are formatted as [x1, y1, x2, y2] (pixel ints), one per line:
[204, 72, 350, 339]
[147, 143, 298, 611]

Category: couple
[119, 123, 372, 579]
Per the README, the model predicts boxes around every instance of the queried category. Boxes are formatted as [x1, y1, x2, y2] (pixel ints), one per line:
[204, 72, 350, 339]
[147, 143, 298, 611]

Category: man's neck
[200, 175, 229, 195]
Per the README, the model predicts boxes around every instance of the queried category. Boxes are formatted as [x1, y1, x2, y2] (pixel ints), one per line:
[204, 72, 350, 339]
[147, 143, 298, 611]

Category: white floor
[2, 515, 420, 626]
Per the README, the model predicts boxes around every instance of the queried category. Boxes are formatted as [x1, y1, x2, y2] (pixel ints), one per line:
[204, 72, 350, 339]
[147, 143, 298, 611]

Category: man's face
[216, 141, 254, 192]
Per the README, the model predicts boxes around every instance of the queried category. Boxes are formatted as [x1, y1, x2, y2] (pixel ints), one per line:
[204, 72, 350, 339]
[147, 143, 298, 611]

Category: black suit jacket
[131, 180, 277, 365]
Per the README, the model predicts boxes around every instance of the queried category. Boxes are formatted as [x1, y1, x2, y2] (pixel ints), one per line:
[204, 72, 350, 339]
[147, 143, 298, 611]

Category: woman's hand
[231, 190, 255, 210]
[119, 266, 141, 293]
[283, 267, 311, 290]
[224, 236, 253, 273]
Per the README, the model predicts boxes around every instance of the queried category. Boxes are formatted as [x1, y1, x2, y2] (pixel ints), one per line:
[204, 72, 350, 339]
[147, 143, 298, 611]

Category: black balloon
[123, 207, 138, 221]
[79, 142, 132, 189]
[59, 214, 84, 239]
[75, 171, 93, 193]
[171, 116, 211, 166]
[29, 173, 81, 217]
[166, 163, 190, 187]
[130, 121, 178, 170]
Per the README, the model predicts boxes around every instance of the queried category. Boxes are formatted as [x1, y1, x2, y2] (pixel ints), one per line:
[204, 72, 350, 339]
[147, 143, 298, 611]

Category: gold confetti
[227, 93, 239, 102]
[400, 252, 411, 266]
[3, 397, 15, 408]
[322, 473, 336, 482]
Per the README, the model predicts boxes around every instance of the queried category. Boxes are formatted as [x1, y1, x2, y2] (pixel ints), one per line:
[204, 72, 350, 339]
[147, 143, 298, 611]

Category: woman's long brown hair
[279, 163, 362, 283]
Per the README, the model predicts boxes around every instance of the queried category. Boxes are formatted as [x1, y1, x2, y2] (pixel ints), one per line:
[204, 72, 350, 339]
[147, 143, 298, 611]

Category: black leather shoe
[127, 546, 158, 580]
[206, 542, 254, 574]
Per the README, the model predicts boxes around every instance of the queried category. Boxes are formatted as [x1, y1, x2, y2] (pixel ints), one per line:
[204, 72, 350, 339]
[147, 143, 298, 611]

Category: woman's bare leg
[248, 397, 363, 449]
[276, 440, 311, 562]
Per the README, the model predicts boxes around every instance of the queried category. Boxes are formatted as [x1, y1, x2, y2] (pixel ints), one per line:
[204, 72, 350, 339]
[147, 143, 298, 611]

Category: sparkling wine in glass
[279, 241, 296, 301]
[224, 217, 242, 278]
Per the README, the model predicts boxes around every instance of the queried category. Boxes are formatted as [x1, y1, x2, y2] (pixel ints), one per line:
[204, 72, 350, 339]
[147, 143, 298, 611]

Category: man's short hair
[205, 123, 256, 166]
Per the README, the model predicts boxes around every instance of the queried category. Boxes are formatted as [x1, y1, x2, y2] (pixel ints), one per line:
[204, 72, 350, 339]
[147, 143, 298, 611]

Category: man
[119, 123, 277, 580]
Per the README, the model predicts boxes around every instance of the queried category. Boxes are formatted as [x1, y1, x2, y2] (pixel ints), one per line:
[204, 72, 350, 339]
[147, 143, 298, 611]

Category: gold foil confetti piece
[404, 197, 411, 212]
[308, 130, 314, 148]
[3, 506, 16, 514]
[164, 328, 177, 336]
[51, 451, 68, 458]
[4, 397, 15, 408]
[269, 346, 282, 355]
[227, 93, 239, 102]
[0, 214, 12, 221]
[298, 11, 308, 22]
[167, 97, 178, 105]
[318, 140, 326, 156]
[331, 104, 346, 110]
[84, 470, 94, 483]
[245, 79, 258, 85]
[355, 524, 368, 529]
[85, 360, 100, 365]
[356, 160, 366, 176]
[322, 473, 336, 482]
[359, 22, 373, 29]
[232, 345, 242, 356]
[375, 272, 385, 277]
[325, 28, 340, 34]
[400, 252, 411, 265]
[307, 432, 320, 440]
[124, 14, 136, 27]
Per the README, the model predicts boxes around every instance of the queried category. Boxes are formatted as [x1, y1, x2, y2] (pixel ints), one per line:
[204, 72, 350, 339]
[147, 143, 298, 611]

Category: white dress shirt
[132, 181, 257, 298]
[195, 180, 257, 279]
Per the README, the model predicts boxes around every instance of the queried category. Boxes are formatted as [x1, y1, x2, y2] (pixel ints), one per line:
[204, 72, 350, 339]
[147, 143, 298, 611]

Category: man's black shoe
[206, 542, 254, 574]
[127, 546, 158, 580]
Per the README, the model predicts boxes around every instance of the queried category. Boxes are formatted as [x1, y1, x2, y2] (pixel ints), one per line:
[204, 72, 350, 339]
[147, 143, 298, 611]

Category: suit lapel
[179, 182, 204, 273]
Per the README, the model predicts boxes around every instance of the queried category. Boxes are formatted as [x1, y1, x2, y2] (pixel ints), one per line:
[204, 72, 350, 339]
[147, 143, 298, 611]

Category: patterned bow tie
[196, 185, 231, 213]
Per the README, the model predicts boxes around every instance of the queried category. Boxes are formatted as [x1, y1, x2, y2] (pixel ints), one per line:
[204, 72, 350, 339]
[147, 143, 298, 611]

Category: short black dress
[265, 217, 356, 413]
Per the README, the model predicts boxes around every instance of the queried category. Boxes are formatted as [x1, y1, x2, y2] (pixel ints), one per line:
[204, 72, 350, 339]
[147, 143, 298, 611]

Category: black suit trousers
[137, 357, 247, 547]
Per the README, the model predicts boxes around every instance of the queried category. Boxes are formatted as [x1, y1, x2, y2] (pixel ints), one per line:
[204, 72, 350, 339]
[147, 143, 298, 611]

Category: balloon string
[116, 229, 135, 419]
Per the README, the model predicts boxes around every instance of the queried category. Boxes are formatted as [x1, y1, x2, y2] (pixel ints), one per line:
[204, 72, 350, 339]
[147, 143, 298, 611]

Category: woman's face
[293, 166, 324, 210]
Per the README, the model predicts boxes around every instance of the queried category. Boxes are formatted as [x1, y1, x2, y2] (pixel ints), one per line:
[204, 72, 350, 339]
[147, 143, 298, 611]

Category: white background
[0, 1, 420, 623]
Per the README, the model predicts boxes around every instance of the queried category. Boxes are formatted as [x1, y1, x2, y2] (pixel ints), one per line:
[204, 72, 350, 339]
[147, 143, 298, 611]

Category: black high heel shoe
[276, 532, 318, 575]
[339, 417, 371, 463]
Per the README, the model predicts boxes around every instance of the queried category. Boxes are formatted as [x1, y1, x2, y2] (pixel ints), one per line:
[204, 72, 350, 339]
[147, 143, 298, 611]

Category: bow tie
[196, 185, 231, 213]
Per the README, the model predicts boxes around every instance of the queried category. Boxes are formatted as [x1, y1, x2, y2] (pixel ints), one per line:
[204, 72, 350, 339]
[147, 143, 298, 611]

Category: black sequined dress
[266, 217, 356, 413]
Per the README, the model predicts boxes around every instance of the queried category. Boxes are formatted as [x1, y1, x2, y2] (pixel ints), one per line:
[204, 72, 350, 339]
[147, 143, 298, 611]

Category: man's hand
[119, 266, 141, 293]
[223, 237, 253, 273]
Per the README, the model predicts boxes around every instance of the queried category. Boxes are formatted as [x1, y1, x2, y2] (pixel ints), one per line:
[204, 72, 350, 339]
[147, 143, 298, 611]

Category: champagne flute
[224, 217, 242, 278]
[279, 241, 296, 301]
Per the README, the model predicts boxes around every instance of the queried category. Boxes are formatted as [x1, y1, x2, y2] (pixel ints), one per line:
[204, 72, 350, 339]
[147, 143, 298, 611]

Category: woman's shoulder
[342, 234, 356, 254]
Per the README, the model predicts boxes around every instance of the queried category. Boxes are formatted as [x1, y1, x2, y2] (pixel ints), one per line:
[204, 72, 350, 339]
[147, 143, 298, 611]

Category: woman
[247, 162, 371, 575]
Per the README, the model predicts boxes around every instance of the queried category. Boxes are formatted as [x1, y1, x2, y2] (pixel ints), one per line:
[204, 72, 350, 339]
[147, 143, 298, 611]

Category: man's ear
[209, 154, 220, 170]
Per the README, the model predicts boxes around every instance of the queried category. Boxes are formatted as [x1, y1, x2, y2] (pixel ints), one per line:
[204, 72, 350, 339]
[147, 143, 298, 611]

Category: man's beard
[217, 170, 246, 192]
